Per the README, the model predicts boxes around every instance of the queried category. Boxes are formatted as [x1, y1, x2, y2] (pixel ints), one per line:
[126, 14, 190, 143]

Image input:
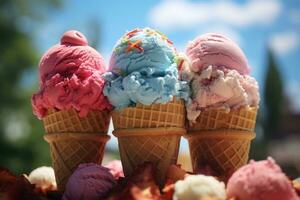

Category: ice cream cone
[43, 108, 111, 191]
[112, 98, 186, 186]
[186, 107, 257, 182]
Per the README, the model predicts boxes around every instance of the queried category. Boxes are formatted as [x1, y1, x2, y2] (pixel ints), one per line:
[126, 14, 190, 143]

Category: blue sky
[31, 0, 300, 149]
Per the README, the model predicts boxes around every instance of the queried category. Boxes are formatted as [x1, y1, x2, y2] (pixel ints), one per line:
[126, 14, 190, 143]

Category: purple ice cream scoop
[62, 163, 116, 200]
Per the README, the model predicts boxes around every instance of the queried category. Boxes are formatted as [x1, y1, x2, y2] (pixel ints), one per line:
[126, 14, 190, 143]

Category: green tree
[263, 48, 284, 140]
[0, 0, 61, 174]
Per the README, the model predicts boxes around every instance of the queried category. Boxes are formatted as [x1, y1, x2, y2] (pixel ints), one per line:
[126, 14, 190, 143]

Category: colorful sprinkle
[156, 30, 168, 39]
[125, 40, 144, 53]
[167, 39, 173, 45]
[155, 30, 174, 45]
[126, 29, 141, 38]
[178, 59, 184, 71]
[145, 28, 157, 36]
[160, 34, 167, 41]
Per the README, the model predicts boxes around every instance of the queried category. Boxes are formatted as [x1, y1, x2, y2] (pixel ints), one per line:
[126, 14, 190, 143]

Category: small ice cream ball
[104, 160, 124, 179]
[60, 30, 88, 46]
[173, 175, 226, 200]
[227, 157, 299, 200]
[27, 166, 57, 192]
[62, 163, 116, 200]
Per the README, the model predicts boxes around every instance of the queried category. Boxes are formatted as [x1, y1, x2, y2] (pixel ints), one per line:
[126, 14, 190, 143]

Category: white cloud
[289, 10, 300, 24]
[270, 31, 299, 55]
[149, 0, 282, 30]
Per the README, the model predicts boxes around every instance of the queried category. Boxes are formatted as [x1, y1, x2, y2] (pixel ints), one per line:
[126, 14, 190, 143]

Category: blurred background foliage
[0, 0, 61, 173]
[0, 0, 299, 178]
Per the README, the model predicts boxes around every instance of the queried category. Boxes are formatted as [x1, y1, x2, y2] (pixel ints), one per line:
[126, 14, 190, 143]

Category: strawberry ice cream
[186, 33, 250, 75]
[32, 30, 111, 119]
[227, 157, 299, 200]
[185, 33, 259, 122]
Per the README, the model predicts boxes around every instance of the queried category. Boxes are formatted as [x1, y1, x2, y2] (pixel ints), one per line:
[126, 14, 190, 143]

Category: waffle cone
[112, 99, 186, 186]
[42, 109, 111, 191]
[186, 107, 257, 182]
[44, 133, 109, 191]
[113, 127, 183, 186]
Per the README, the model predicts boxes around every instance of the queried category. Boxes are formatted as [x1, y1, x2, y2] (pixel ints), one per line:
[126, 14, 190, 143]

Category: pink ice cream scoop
[62, 163, 116, 200]
[186, 33, 250, 75]
[104, 160, 124, 179]
[227, 157, 299, 200]
[32, 30, 111, 119]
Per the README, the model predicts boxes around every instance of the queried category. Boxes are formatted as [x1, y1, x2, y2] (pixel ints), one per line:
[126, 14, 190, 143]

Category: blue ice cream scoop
[103, 28, 189, 109]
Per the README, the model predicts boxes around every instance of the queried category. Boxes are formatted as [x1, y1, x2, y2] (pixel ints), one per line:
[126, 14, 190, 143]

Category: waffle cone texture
[112, 98, 186, 186]
[186, 107, 257, 182]
[43, 108, 111, 191]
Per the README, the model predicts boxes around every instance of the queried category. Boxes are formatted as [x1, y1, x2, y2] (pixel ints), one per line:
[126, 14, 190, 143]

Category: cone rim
[184, 129, 255, 140]
[45, 108, 111, 115]
[113, 127, 186, 137]
[44, 132, 110, 142]
[200, 106, 258, 113]
[111, 98, 184, 114]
